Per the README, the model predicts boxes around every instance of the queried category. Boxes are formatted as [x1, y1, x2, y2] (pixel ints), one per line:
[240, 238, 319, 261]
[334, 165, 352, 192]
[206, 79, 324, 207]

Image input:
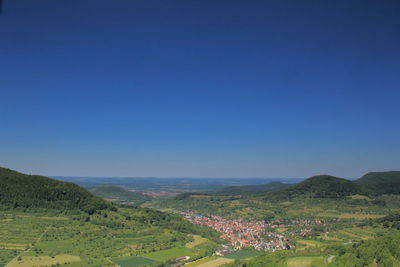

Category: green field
[223, 250, 263, 259]
[287, 256, 326, 267]
[0, 210, 217, 267]
[141, 246, 192, 261]
[113, 256, 157, 267]
[185, 256, 217, 267]
[196, 257, 234, 267]
[186, 235, 208, 248]
[7, 254, 81, 267]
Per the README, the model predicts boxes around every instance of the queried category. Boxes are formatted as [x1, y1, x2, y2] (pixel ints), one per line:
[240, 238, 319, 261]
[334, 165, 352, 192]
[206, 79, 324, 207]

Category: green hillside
[266, 175, 362, 200]
[0, 167, 220, 267]
[355, 171, 400, 195]
[329, 230, 400, 266]
[0, 167, 113, 214]
[89, 184, 152, 204]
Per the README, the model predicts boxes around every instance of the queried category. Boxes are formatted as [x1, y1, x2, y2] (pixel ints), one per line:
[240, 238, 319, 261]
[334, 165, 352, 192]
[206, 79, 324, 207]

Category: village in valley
[180, 211, 330, 255]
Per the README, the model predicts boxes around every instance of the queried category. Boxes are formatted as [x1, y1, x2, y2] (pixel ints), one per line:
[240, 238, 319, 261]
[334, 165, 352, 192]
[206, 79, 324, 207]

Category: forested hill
[89, 184, 152, 204]
[0, 167, 113, 214]
[355, 171, 400, 195]
[266, 175, 362, 200]
[266, 172, 400, 200]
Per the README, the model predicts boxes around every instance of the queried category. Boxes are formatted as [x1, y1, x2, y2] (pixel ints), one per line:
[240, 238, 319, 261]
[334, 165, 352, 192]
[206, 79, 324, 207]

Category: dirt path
[327, 255, 335, 263]
[6, 228, 49, 266]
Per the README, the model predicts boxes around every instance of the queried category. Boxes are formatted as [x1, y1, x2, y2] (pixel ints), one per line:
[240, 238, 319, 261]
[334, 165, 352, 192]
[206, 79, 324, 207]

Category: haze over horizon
[1, 0, 399, 178]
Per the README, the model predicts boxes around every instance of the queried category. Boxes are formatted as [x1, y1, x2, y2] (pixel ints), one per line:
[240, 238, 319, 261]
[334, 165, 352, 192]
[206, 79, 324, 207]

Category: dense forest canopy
[0, 167, 113, 214]
[265, 175, 362, 200]
[356, 171, 400, 195]
[263, 172, 400, 201]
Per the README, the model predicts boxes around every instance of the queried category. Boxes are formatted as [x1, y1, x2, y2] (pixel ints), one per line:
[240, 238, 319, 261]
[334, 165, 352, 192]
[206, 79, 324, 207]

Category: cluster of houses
[182, 213, 294, 251]
[179, 211, 335, 253]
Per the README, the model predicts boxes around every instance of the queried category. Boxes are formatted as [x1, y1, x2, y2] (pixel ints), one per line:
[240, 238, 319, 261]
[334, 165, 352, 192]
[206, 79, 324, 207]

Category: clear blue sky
[0, 0, 399, 178]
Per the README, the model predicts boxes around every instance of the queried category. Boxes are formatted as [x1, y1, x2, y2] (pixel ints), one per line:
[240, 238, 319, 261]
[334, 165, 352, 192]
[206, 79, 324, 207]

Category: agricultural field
[186, 235, 208, 248]
[2, 168, 400, 267]
[286, 256, 326, 267]
[0, 209, 218, 267]
[141, 246, 192, 261]
[150, 194, 395, 221]
[7, 254, 81, 267]
[184, 250, 265, 267]
[112, 256, 157, 267]
[195, 257, 234, 267]
[223, 250, 264, 260]
[185, 256, 218, 267]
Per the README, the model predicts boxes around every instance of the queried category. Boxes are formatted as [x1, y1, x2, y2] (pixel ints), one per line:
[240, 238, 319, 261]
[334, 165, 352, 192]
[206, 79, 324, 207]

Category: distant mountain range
[214, 181, 292, 195]
[2, 166, 399, 211]
[53, 176, 304, 192]
[176, 171, 400, 200]
[89, 184, 152, 204]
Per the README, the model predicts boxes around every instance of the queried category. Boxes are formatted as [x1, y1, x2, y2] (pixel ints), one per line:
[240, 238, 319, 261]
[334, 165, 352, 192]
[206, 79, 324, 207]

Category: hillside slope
[0, 167, 112, 213]
[266, 175, 362, 200]
[355, 171, 400, 195]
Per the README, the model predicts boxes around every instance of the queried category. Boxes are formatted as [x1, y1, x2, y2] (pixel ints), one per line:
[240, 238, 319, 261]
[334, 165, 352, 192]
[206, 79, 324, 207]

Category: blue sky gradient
[0, 0, 399, 178]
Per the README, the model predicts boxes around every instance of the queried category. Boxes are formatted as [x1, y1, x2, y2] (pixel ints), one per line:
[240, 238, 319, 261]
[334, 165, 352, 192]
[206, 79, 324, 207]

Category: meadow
[286, 256, 326, 267]
[223, 250, 263, 260]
